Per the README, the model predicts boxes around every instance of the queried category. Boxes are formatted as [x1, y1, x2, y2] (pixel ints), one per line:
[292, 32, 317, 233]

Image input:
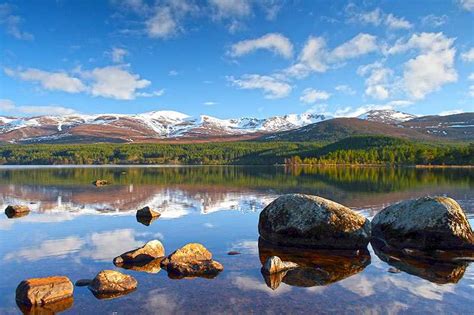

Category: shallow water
[0, 166, 473, 314]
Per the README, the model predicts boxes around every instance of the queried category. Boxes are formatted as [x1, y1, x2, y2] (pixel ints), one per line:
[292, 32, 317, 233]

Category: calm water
[0, 166, 473, 314]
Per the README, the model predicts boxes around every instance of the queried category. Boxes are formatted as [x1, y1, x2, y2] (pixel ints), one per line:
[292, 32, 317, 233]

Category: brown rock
[16, 276, 73, 306]
[372, 196, 474, 250]
[136, 206, 161, 219]
[93, 179, 109, 187]
[5, 205, 30, 218]
[136, 215, 158, 226]
[258, 194, 371, 249]
[161, 243, 223, 279]
[88, 270, 137, 297]
[262, 256, 299, 274]
[116, 258, 163, 274]
[113, 240, 165, 265]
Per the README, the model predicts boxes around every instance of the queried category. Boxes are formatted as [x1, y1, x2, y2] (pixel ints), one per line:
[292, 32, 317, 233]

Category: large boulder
[258, 194, 371, 249]
[372, 196, 474, 250]
[113, 240, 165, 265]
[161, 243, 223, 279]
[88, 270, 137, 299]
[16, 276, 73, 306]
[5, 205, 30, 218]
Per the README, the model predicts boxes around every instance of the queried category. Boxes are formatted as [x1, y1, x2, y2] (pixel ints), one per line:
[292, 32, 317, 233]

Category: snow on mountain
[358, 110, 416, 124]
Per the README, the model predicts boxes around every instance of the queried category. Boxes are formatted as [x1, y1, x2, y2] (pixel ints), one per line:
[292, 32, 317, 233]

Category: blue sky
[0, 0, 473, 119]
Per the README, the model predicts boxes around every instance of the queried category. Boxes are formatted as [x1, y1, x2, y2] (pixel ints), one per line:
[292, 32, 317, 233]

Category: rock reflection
[258, 238, 370, 289]
[89, 288, 137, 300]
[136, 215, 158, 226]
[5, 211, 29, 219]
[371, 239, 473, 284]
[115, 258, 163, 274]
[17, 296, 73, 314]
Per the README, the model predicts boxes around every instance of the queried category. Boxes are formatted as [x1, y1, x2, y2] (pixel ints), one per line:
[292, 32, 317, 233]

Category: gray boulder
[372, 196, 474, 250]
[258, 194, 371, 249]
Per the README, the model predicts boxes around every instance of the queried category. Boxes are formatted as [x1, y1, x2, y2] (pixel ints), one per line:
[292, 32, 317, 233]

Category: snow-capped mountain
[0, 110, 328, 143]
[358, 109, 417, 124]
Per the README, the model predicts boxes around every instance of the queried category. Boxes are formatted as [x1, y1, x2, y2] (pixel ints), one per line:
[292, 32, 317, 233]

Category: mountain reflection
[258, 238, 371, 289]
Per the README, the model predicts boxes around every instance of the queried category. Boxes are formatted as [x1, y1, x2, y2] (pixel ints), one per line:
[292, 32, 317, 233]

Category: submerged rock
[75, 279, 92, 287]
[16, 276, 74, 306]
[161, 243, 223, 279]
[92, 179, 109, 187]
[258, 194, 371, 249]
[113, 240, 165, 265]
[136, 206, 161, 219]
[5, 205, 30, 218]
[227, 251, 241, 255]
[88, 270, 137, 298]
[262, 256, 299, 274]
[371, 238, 471, 284]
[258, 238, 370, 289]
[17, 296, 73, 314]
[372, 196, 474, 250]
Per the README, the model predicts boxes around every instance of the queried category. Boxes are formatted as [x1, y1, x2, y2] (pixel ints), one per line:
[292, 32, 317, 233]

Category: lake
[0, 166, 473, 314]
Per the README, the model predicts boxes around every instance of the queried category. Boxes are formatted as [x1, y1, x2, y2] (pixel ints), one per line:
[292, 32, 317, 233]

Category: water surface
[0, 166, 473, 314]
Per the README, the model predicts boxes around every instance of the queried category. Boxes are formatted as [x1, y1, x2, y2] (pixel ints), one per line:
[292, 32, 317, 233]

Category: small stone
[88, 270, 137, 296]
[136, 206, 161, 219]
[113, 240, 165, 265]
[75, 279, 92, 287]
[93, 179, 109, 186]
[262, 256, 299, 275]
[227, 251, 241, 255]
[5, 205, 30, 218]
[16, 276, 73, 306]
[388, 267, 401, 274]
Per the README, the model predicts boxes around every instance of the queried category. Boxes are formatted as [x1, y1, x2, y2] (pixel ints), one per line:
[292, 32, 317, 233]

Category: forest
[0, 136, 472, 166]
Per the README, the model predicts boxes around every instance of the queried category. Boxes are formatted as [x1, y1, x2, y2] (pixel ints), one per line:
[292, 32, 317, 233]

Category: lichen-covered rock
[372, 196, 474, 250]
[113, 240, 165, 265]
[92, 179, 109, 187]
[258, 194, 371, 249]
[88, 270, 137, 296]
[161, 243, 223, 279]
[16, 276, 73, 306]
[262, 256, 298, 274]
[136, 206, 161, 219]
[5, 205, 30, 218]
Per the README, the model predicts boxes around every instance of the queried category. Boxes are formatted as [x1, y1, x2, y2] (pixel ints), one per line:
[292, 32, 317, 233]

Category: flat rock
[5, 205, 30, 218]
[262, 256, 298, 274]
[258, 194, 371, 249]
[161, 243, 223, 279]
[372, 196, 474, 250]
[113, 240, 165, 265]
[16, 276, 73, 306]
[88, 270, 137, 296]
[136, 206, 161, 218]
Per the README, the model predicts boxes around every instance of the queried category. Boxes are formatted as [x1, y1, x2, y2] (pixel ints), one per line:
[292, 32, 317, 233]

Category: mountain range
[0, 109, 472, 144]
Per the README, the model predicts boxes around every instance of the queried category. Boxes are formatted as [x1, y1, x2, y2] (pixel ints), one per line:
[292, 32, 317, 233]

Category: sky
[0, 0, 473, 119]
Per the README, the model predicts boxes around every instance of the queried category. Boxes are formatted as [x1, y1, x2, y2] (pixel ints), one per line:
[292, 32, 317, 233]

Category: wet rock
[371, 238, 471, 284]
[136, 215, 158, 226]
[88, 270, 137, 298]
[388, 267, 400, 274]
[372, 196, 474, 250]
[227, 251, 241, 255]
[75, 279, 92, 287]
[92, 179, 109, 186]
[113, 240, 165, 265]
[262, 256, 298, 274]
[259, 237, 370, 289]
[116, 258, 163, 274]
[16, 276, 74, 306]
[161, 243, 223, 279]
[136, 206, 161, 219]
[5, 205, 30, 218]
[258, 194, 371, 249]
[17, 296, 73, 314]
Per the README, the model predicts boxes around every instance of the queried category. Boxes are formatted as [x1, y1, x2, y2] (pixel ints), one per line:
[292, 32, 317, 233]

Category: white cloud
[330, 33, 378, 61]
[5, 68, 87, 93]
[346, 5, 412, 30]
[335, 85, 356, 95]
[135, 89, 165, 98]
[168, 70, 179, 76]
[146, 7, 178, 38]
[0, 3, 33, 40]
[4, 237, 85, 262]
[299, 88, 331, 104]
[469, 73, 474, 81]
[458, 0, 474, 11]
[228, 74, 292, 99]
[357, 61, 393, 100]
[384, 14, 412, 29]
[461, 48, 474, 62]
[332, 100, 413, 117]
[421, 14, 448, 27]
[0, 99, 78, 116]
[87, 66, 151, 100]
[111, 47, 128, 63]
[387, 32, 457, 100]
[209, 0, 252, 19]
[203, 101, 218, 105]
[229, 33, 293, 59]
[470, 85, 474, 97]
